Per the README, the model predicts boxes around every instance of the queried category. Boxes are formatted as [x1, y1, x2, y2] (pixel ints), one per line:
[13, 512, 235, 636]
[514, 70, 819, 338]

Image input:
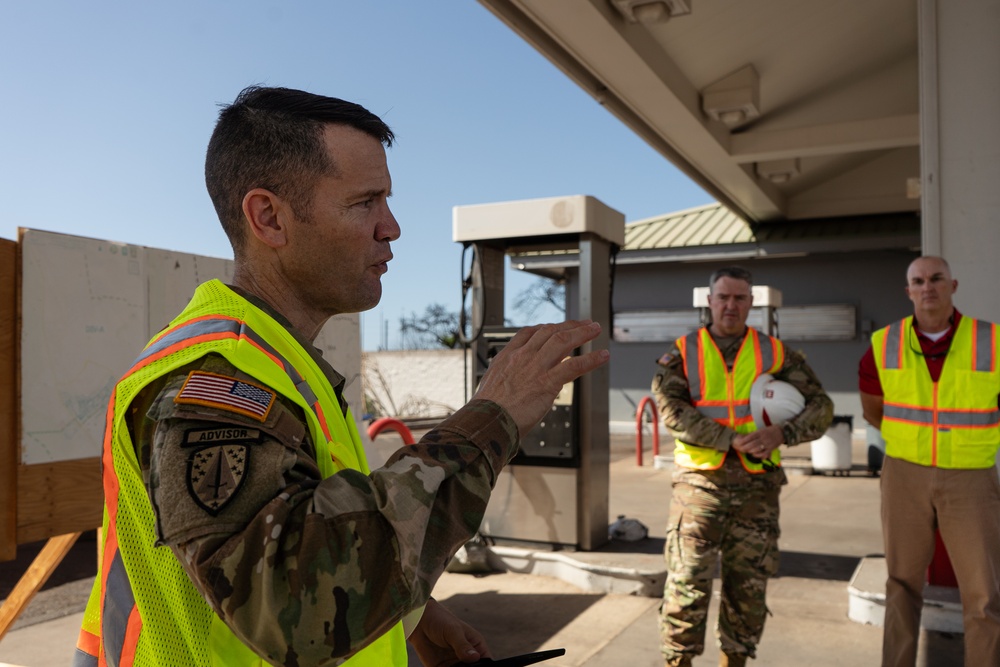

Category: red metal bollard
[367, 417, 415, 445]
[635, 396, 660, 467]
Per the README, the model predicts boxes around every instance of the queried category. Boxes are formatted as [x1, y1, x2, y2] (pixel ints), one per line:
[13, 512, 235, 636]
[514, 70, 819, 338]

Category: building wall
[361, 348, 468, 420]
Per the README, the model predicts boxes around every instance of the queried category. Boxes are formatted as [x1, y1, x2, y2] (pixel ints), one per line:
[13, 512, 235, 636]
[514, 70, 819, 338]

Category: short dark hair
[708, 265, 753, 292]
[205, 86, 394, 254]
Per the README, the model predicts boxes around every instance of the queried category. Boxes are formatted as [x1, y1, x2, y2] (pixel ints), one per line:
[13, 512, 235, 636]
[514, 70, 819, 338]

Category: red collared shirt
[858, 310, 963, 396]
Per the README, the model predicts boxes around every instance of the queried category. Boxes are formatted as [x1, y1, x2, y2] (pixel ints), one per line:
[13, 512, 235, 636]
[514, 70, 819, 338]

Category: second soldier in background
[652, 266, 833, 667]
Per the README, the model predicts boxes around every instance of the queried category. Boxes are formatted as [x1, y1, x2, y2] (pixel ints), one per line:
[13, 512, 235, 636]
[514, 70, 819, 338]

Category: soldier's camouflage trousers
[659, 464, 781, 664]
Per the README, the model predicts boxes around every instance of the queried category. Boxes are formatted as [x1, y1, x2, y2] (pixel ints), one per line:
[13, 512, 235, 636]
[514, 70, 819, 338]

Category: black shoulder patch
[186, 442, 251, 516]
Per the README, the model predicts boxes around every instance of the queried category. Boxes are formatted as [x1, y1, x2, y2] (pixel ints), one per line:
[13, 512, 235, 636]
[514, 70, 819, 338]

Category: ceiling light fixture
[701, 65, 760, 129]
[610, 0, 692, 24]
[756, 158, 800, 184]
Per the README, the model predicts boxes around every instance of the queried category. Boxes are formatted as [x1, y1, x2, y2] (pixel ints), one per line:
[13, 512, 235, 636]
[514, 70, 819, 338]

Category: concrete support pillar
[918, 0, 1000, 322]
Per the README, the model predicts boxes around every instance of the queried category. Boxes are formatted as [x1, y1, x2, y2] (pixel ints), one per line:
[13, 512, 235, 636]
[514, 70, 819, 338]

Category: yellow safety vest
[74, 280, 406, 667]
[673, 327, 785, 473]
[873, 315, 1000, 469]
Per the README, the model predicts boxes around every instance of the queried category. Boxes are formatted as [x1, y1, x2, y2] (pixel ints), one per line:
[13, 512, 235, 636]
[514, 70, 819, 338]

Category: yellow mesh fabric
[97, 280, 405, 666]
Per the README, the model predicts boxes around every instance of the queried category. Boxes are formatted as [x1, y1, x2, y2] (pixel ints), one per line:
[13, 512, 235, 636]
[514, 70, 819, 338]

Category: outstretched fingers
[473, 320, 609, 437]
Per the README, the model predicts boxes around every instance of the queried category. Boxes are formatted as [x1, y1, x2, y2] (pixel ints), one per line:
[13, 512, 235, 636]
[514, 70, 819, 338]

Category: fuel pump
[453, 195, 624, 550]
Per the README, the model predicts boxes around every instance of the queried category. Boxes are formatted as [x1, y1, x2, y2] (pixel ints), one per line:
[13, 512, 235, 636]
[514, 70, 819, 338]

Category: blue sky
[2, 1, 712, 350]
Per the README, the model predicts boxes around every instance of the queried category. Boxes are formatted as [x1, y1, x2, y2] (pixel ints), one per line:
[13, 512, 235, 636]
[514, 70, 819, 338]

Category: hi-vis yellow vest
[873, 315, 1000, 469]
[674, 327, 785, 473]
[74, 280, 406, 667]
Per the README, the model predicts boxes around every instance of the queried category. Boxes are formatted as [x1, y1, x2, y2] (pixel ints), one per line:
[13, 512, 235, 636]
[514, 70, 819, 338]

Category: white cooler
[811, 416, 854, 474]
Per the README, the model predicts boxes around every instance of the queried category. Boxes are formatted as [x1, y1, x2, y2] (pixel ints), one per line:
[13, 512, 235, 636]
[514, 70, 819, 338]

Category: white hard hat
[750, 374, 805, 428]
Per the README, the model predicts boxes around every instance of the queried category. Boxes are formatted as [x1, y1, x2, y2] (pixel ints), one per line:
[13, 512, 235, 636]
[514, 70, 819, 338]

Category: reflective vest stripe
[119, 605, 142, 667]
[683, 333, 702, 401]
[884, 404, 1000, 427]
[974, 319, 996, 372]
[76, 630, 100, 659]
[697, 405, 752, 420]
[940, 410, 1000, 427]
[73, 632, 100, 667]
[103, 551, 137, 667]
[142, 317, 242, 359]
[133, 317, 337, 444]
[758, 333, 775, 374]
[882, 405, 934, 424]
[883, 320, 904, 370]
[94, 389, 132, 666]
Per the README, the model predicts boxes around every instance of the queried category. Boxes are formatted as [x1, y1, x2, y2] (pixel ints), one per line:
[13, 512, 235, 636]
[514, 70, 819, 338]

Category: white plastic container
[866, 423, 886, 474]
[811, 416, 853, 473]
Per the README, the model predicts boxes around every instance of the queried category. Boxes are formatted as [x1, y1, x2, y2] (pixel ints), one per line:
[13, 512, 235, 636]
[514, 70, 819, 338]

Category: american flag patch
[175, 371, 276, 422]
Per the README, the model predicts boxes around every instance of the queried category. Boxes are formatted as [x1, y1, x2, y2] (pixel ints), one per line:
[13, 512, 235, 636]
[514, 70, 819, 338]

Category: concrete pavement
[0, 433, 965, 666]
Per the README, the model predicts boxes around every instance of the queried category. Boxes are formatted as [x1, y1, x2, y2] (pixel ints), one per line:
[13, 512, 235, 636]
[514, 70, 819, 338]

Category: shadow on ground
[437, 582, 603, 657]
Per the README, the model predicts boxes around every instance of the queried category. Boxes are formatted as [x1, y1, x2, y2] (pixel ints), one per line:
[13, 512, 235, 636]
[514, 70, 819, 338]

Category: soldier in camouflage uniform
[73, 86, 608, 667]
[652, 266, 833, 667]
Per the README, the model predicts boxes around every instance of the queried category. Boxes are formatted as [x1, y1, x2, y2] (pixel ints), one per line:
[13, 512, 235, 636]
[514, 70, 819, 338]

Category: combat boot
[719, 652, 747, 667]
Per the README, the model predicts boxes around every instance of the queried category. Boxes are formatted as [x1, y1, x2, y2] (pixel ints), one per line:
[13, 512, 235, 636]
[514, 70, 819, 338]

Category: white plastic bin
[811, 416, 853, 473]
[866, 423, 885, 474]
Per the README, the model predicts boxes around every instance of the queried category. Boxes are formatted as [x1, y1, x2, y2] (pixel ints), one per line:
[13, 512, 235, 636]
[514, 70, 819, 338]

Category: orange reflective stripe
[313, 401, 333, 441]
[118, 605, 143, 667]
[76, 628, 100, 657]
[102, 391, 119, 526]
[750, 330, 763, 375]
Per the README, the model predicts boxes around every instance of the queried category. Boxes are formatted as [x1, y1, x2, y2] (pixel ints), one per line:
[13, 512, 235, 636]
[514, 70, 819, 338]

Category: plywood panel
[17, 458, 101, 544]
[0, 239, 17, 560]
[15, 229, 364, 545]
[145, 248, 233, 333]
[20, 230, 146, 464]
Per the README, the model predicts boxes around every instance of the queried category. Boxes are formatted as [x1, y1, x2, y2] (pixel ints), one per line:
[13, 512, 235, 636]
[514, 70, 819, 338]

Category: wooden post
[0, 532, 81, 640]
[0, 239, 16, 562]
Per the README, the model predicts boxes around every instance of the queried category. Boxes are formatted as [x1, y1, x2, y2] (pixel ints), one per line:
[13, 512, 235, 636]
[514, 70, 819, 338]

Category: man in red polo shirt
[859, 255, 1000, 666]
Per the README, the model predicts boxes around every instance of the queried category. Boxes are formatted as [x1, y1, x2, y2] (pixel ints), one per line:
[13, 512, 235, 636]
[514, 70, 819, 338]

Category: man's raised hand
[473, 320, 609, 438]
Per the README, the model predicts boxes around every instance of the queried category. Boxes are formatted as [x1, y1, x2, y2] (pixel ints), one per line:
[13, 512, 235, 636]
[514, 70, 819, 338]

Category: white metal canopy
[478, 0, 920, 225]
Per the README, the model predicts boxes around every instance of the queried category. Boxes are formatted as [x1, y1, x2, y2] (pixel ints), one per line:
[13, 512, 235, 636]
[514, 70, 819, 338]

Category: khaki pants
[880, 455, 1000, 667]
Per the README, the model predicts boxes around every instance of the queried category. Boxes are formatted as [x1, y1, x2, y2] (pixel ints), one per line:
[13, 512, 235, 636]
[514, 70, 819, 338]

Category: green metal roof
[625, 203, 752, 250]
[623, 202, 920, 252]
[510, 204, 920, 278]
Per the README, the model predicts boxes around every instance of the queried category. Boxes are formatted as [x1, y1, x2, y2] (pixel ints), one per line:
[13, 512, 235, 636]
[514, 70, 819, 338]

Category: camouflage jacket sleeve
[772, 348, 835, 445]
[138, 355, 518, 666]
[650, 342, 735, 452]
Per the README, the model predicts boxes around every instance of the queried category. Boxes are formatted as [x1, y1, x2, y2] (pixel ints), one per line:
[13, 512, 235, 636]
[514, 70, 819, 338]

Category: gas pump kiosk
[452, 195, 624, 550]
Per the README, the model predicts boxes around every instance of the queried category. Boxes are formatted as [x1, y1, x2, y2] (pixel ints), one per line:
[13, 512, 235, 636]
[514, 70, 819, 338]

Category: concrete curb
[847, 555, 963, 633]
[487, 546, 666, 598]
